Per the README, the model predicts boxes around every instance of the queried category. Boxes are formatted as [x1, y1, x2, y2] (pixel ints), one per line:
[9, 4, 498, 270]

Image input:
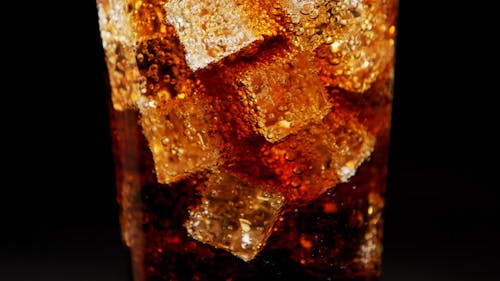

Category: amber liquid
[109, 85, 392, 281]
[110, 113, 390, 281]
[99, 0, 397, 280]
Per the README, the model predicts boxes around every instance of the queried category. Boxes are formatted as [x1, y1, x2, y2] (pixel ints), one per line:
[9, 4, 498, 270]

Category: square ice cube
[164, 0, 278, 70]
[185, 170, 285, 261]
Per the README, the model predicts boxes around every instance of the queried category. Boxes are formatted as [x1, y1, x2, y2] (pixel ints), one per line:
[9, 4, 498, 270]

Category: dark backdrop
[2, 1, 498, 281]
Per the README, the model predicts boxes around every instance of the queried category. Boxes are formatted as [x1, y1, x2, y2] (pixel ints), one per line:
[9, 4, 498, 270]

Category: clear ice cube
[199, 50, 332, 143]
[314, 0, 397, 92]
[185, 170, 285, 261]
[273, 0, 335, 49]
[271, 0, 397, 92]
[258, 109, 376, 204]
[237, 51, 331, 142]
[164, 0, 278, 71]
[137, 94, 221, 184]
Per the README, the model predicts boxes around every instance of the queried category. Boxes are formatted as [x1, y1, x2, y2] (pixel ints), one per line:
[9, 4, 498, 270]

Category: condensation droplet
[300, 4, 314, 15]
[137, 53, 144, 63]
[161, 137, 170, 146]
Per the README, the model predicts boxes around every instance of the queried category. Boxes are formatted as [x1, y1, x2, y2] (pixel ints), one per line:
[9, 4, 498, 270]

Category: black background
[2, 1, 498, 281]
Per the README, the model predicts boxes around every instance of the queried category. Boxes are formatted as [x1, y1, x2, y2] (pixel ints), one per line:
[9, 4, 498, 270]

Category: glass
[95, 0, 398, 280]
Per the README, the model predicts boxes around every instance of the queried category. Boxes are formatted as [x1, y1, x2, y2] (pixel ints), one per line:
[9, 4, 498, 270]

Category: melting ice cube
[257, 109, 376, 204]
[199, 50, 332, 143]
[164, 0, 278, 70]
[137, 94, 221, 184]
[185, 170, 285, 261]
[271, 0, 397, 92]
[237, 51, 331, 142]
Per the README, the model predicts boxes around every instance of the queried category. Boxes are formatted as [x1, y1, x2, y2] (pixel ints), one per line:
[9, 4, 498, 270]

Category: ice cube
[239, 51, 331, 142]
[328, 63, 395, 137]
[314, 0, 398, 92]
[199, 49, 332, 143]
[185, 170, 285, 261]
[257, 109, 375, 204]
[271, 0, 335, 49]
[97, 0, 142, 110]
[219, 103, 375, 205]
[137, 94, 221, 184]
[268, 0, 365, 50]
[164, 0, 278, 71]
[269, 0, 397, 92]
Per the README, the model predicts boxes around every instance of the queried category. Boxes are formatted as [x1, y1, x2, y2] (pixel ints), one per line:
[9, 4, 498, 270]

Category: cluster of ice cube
[98, 0, 396, 262]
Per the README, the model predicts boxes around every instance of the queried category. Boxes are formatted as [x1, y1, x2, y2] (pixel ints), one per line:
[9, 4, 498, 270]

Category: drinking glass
[96, 1, 399, 280]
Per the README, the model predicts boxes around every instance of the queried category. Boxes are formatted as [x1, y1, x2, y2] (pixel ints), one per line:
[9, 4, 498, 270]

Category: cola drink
[96, 0, 398, 280]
